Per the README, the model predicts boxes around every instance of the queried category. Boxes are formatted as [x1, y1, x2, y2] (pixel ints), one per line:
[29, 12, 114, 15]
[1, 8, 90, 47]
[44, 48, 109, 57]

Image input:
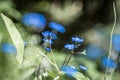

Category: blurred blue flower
[112, 34, 120, 52]
[86, 44, 104, 59]
[79, 65, 88, 71]
[42, 31, 57, 40]
[101, 57, 117, 69]
[1, 43, 16, 54]
[22, 13, 46, 29]
[64, 44, 75, 50]
[49, 22, 65, 33]
[61, 65, 78, 77]
[72, 37, 84, 43]
[113, 44, 120, 52]
[24, 41, 27, 46]
[45, 47, 51, 52]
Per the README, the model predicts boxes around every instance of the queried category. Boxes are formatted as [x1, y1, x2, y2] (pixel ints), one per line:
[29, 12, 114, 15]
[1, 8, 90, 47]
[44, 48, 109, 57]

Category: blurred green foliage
[0, 0, 120, 80]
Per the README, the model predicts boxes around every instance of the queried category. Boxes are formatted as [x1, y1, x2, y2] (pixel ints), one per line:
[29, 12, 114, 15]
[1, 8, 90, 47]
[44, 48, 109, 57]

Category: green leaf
[1, 13, 24, 63]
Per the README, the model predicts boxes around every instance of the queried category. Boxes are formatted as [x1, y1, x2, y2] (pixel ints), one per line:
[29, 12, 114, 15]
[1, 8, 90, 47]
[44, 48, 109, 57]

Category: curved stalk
[104, 1, 116, 80]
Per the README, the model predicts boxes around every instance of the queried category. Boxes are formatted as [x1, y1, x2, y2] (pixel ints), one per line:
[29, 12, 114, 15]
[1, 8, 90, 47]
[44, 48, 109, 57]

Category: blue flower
[72, 37, 84, 43]
[43, 38, 53, 44]
[101, 57, 117, 69]
[22, 13, 46, 29]
[1, 43, 16, 54]
[113, 44, 120, 52]
[61, 65, 78, 77]
[42, 31, 57, 40]
[79, 65, 88, 71]
[45, 47, 51, 52]
[64, 44, 75, 50]
[112, 34, 120, 52]
[86, 44, 104, 59]
[24, 42, 27, 46]
[49, 22, 65, 33]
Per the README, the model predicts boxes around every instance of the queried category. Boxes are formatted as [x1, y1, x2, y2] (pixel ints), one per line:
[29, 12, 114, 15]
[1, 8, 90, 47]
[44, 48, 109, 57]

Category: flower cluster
[42, 31, 57, 40]
[42, 31, 57, 45]
[64, 36, 84, 51]
[61, 36, 85, 76]
[42, 31, 57, 52]
[72, 36, 84, 43]
[64, 44, 75, 50]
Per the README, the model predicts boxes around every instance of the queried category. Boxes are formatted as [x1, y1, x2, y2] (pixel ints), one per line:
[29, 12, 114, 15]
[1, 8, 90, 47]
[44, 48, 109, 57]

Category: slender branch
[60, 51, 73, 70]
[50, 45, 59, 72]
[60, 53, 69, 70]
[104, 1, 116, 80]
[66, 53, 73, 65]
[36, 63, 41, 80]
[40, 51, 59, 72]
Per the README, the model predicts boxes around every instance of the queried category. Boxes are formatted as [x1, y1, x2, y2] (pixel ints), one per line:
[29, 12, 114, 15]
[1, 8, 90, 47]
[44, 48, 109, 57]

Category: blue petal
[24, 42, 27, 46]
[112, 34, 120, 52]
[61, 65, 77, 77]
[1, 43, 16, 54]
[49, 22, 65, 33]
[42, 31, 57, 40]
[72, 37, 84, 43]
[45, 47, 51, 52]
[101, 57, 117, 68]
[64, 44, 75, 50]
[79, 65, 88, 71]
[42, 31, 52, 37]
[22, 13, 47, 29]
[112, 34, 120, 45]
[43, 38, 53, 44]
[113, 44, 120, 52]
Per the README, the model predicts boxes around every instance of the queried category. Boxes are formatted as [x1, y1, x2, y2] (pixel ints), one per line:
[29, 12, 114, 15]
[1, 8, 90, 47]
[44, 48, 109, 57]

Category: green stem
[43, 54, 59, 72]
[36, 55, 44, 80]
[84, 72, 93, 80]
[104, 1, 116, 80]
[41, 43, 59, 72]
[50, 45, 59, 72]
[61, 51, 73, 70]
[116, 53, 120, 63]
[66, 53, 73, 65]
[60, 53, 69, 70]
[36, 63, 41, 80]
[43, 67, 46, 80]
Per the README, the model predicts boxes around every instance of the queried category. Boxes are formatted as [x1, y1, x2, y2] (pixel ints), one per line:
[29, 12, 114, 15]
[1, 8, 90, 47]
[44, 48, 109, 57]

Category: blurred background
[0, 0, 120, 80]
